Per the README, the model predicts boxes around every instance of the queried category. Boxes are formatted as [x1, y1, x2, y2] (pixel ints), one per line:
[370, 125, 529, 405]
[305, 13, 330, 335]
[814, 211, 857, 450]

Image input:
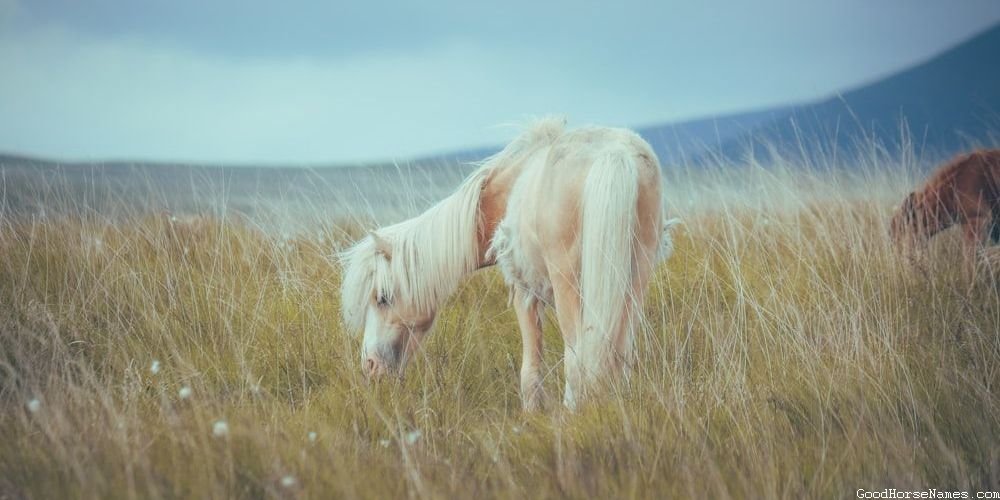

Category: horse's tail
[578, 145, 649, 378]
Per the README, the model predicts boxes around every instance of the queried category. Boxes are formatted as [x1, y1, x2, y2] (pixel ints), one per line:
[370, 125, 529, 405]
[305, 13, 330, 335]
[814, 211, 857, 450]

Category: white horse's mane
[339, 118, 566, 333]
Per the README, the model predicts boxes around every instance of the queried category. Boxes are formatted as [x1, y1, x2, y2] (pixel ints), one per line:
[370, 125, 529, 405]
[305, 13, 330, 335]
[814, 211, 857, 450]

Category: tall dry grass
[1, 146, 999, 499]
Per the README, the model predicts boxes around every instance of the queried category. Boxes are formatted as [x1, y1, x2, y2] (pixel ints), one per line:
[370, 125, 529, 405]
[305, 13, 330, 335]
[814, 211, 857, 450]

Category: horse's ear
[371, 232, 392, 260]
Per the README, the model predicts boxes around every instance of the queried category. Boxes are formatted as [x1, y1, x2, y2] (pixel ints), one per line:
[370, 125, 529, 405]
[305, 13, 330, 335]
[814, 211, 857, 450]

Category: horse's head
[339, 232, 437, 379]
[890, 191, 938, 256]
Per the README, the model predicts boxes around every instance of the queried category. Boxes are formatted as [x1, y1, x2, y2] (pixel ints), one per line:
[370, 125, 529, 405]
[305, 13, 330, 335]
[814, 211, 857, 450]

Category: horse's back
[931, 149, 1000, 196]
[969, 149, 1000, 202]
[494, 126, 663, 302]
[514, 126, 660, 247]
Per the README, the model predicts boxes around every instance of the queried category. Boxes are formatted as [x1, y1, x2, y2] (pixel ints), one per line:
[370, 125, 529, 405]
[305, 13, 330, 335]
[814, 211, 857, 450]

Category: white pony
[340, 118, 676, 409]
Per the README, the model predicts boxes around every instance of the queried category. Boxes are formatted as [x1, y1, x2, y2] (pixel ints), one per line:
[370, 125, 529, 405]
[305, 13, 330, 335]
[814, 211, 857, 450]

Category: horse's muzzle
[362, 350, 404, 381]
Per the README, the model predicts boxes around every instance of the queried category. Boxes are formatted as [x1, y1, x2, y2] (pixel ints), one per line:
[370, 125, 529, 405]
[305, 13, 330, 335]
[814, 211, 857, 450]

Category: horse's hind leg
[962, 216, 990, 282]
[991, 205, 1000, 244]
[513, 289, 546, 411]
[982, 205, 1000, 272]
[562, 344, 582, 411]
[550, 271, 584, 410]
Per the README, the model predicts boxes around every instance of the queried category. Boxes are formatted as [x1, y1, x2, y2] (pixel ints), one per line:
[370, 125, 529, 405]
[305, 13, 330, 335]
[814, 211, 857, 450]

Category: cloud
[0, 0, 19, 27]
[2, 1, 999, 163]
[0, 28, 703, 164]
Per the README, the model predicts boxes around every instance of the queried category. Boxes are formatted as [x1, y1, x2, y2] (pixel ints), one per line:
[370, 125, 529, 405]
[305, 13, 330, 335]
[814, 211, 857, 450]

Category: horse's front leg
[513, 289, 546, 411]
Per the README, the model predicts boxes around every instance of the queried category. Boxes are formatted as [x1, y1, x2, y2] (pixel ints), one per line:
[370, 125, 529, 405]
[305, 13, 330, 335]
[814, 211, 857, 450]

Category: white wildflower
[178, 386, 192, 399]
[150, 359, 161, 375]
[213, 420, 229, 437]
[27, 398, 41, 413]
[280, 475, 297, 488]
[379, 438, 390, 448]
[405, 430, 422, 445]
[308, 431, 317, 443]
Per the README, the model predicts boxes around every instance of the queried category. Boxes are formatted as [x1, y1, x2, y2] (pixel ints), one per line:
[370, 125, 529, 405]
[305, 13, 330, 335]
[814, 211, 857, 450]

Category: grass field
[1, 148, 999, 499]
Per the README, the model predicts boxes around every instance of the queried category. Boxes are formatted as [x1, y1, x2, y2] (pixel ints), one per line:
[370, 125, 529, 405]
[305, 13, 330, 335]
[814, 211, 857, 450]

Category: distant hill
[402, 106, 799, 168]
[711, 23, 1000, 165]
[0, 152, 475, 224]
[635, 106, 796, 165]
[435, 22, 1000, 168]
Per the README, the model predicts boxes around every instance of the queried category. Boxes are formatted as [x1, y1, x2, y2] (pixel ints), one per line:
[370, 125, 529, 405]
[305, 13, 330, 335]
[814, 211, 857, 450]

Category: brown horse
[890, 149, 1000, 269]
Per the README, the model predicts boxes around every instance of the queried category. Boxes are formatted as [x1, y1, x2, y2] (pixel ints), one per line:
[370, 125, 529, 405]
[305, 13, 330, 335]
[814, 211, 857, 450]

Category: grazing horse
[339, 118, 676, 410]
[890, 149, 1000, 270]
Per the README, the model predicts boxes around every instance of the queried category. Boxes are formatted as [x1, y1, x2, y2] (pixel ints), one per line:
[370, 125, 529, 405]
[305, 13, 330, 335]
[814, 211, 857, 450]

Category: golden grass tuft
[1, 159, 999, 498]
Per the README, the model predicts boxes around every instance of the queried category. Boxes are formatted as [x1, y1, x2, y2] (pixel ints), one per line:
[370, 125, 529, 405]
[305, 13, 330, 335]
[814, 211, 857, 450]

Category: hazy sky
[2, 0, 1000, 164]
